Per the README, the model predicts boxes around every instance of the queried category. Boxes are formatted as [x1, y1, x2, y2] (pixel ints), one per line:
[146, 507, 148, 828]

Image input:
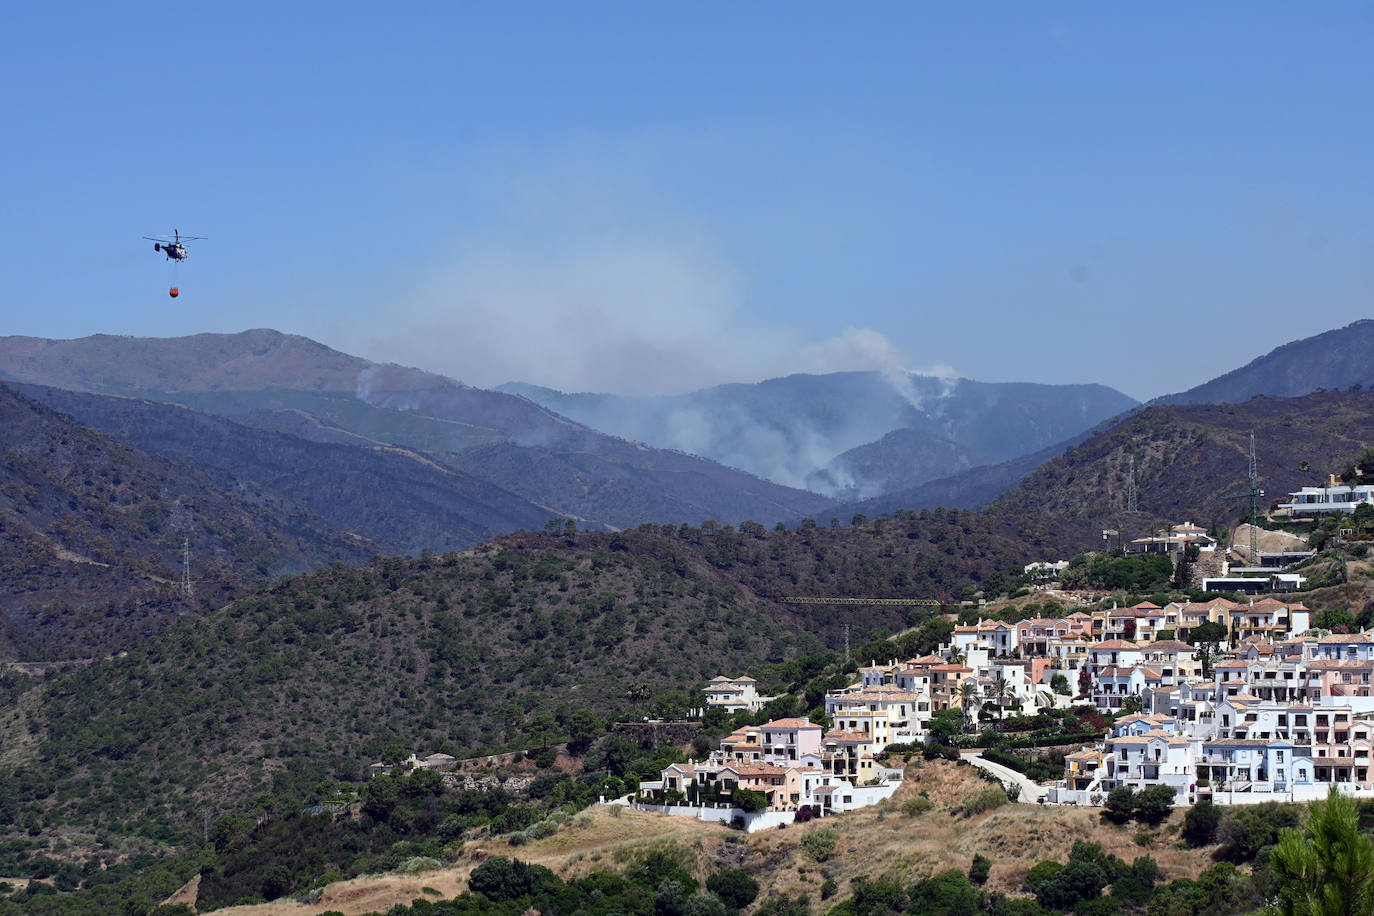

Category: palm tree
[625, 682, 651, 719]
[994, 675, 1014, 720]
[957, 679, 981, 732]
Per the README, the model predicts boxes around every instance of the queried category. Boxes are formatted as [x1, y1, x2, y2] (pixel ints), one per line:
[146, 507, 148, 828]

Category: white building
[1276, 479, 1374, 518]
[704, 675, 773, 713]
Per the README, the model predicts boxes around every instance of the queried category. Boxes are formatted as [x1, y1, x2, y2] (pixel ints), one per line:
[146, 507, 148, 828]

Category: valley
[1, 321, 1373, 914]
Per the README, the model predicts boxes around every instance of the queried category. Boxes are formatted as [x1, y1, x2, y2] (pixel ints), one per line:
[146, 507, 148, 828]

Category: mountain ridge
[1153, 318, 1374, 406]
[0, 331, 833, 530]
[499, 372, 1137, 497]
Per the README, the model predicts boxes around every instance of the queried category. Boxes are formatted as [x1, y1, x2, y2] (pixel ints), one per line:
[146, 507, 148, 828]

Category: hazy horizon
[5, 5, 1372, 402]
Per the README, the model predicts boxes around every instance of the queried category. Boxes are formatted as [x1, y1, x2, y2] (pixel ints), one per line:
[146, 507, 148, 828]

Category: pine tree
[1270, 786, 1374, 916]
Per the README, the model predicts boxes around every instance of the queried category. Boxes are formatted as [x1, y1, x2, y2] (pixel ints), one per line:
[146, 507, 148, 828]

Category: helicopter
[143, 229, 206, 261]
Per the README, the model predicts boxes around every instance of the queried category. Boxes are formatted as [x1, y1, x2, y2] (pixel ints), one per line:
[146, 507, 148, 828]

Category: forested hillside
[0, 385, 373, 660]
[991, 389, 1374, 528]
[0, 511, 1077, 840]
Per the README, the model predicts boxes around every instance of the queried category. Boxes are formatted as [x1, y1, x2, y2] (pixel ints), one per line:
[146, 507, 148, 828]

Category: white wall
[627, 802, 799, 833]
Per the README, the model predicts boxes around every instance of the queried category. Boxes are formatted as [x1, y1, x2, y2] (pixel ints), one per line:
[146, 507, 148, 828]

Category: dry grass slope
[198, 758, 1220, 915]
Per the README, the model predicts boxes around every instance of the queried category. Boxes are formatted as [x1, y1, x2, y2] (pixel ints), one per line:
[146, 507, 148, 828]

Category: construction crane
[1224, 432, 1264, 564]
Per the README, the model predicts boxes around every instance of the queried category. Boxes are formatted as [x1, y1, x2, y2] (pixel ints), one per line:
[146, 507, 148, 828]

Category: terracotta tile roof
[831, 688, 922, 704]
[1093, 639, 1142, 650]
[1147, 640, 1194, 651]
[729, 764, 789, 777]
[1205, 737, 1290, 747]
[1114, 729, 1188, 746]
[1099, 666, 1147, 678]
[763, 718, 820, 730]
[824, 730, 875, 743]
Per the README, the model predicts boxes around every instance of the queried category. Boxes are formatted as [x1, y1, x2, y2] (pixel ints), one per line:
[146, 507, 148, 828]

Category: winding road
[962, 750, 1049, 804]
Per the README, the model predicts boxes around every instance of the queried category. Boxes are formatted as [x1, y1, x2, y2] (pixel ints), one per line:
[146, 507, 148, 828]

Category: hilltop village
[636, 486, 1374, 828]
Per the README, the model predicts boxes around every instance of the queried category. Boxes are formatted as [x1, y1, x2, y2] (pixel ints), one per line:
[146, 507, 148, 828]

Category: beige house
[705, 675, 772, 713]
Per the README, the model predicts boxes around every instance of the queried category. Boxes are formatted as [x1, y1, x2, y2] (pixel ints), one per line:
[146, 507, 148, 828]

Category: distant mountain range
[499, 374, 1138, 498]
[0, 331, 831, 532]
[835, 318, 1374, 515]
[831, 436, 1092, 520]
[3, 319, 1373, 663]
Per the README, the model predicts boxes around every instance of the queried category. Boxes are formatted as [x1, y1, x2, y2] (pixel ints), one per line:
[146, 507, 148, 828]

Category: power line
[1126, 454, 1137, 513]
[181, 537, 194, 600]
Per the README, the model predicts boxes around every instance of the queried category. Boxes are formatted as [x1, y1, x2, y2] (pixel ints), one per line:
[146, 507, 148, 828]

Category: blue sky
[3, 3, 1372, 400]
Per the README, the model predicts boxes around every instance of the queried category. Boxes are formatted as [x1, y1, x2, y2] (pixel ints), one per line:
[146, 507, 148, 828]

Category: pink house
[759, 718, 823, 762]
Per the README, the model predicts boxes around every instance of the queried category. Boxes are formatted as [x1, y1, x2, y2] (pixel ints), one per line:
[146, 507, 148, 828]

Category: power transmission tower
[843, 623, 851, 666]
[1126, 455, 1138, 513]
[181, 537, 194, 600]
[1224, 432, 1264, 564]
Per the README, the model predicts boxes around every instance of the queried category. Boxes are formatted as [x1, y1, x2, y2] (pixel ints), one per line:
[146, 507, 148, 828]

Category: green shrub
[1026, 860, 1063, 894]
[1181, 798, 1219, 847]
[909, 868, 977, 914]
[969, 853, 992, 885]
[1132, 784, 1175, 826]
[902, 795, 935, 816]
[1215, 802, 1300, 863]
[800, 827, 838, 863]
[733, 788, 768, 814]
[706, 869, 759, 910]
[1035, 858, 1108, 911]
[961, 787, 1009, 818]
